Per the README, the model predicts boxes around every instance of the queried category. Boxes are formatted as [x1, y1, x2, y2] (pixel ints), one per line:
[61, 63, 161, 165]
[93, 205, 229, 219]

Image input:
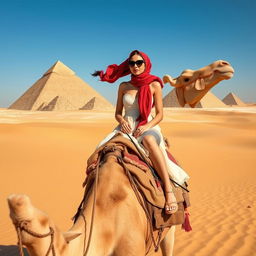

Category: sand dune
[0, 108, 256, 256]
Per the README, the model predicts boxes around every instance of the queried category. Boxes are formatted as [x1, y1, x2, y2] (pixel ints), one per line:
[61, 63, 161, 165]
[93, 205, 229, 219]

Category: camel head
[8, 194, 43, 247]
[163, 60, 234, 107]
[163, 60, 234, 89]
[7, 194, 81, 256]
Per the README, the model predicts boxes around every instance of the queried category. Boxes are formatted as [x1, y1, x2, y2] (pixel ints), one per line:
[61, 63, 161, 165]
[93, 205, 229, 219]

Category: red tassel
[155, 179, 163, 192]
[182, 211, 192, 232]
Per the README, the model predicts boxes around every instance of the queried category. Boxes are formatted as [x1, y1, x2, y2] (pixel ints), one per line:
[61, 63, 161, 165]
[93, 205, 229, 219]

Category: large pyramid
[163, 89, 180, 107]
[222, 92, 246, 106]
[163, 89, 228, 108]
[8, 61, 113, 111]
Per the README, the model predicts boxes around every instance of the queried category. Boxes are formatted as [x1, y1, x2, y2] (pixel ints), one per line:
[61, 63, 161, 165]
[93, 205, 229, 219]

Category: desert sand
[0, 107, 256, 256]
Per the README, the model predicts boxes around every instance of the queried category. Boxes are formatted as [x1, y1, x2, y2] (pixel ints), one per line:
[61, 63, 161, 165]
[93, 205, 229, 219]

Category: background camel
[163, 60, 234, 107]
[8, 151, 176, 256]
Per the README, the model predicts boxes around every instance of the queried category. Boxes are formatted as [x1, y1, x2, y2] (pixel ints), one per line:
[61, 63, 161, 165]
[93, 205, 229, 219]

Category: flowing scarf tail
[136, 85, 153, 128]
[134, 76, 163, 128]
[99, 60, 130, 83]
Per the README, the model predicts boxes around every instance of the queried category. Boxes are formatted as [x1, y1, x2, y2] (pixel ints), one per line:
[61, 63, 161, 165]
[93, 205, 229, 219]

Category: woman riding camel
[92, 50, 189, 214]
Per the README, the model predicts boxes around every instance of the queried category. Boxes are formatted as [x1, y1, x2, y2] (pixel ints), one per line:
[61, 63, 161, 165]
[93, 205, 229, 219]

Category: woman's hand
[120, 120, 132, 134]
[133, 124, 150, 138]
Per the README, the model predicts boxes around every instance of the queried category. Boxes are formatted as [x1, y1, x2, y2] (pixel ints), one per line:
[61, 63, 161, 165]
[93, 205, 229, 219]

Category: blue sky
[0, 0, 255, 107]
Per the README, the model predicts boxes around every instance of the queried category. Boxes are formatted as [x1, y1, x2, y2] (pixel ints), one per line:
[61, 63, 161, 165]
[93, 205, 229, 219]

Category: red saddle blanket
[86, 133, 191, 229]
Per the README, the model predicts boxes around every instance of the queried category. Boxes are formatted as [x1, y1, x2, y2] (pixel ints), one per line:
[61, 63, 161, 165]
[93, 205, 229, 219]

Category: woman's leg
[142, 135, 178, 214]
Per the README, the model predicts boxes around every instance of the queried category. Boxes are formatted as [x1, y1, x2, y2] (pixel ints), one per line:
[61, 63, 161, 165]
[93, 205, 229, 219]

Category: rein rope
[82, 150, 102, 256]
[78, 144, 163, 254]
[16, 221, 55, 256]
[117, 157, 163, 252]
[82, 147, 123, 255]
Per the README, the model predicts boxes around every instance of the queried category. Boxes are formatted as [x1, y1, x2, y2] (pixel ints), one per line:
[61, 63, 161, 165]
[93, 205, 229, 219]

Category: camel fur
[163, 60, 234, 107]
[8, 151, 177, 256]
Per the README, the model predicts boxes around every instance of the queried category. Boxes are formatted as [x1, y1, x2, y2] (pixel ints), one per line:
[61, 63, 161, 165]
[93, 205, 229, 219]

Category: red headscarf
[98, 50, 163, 128]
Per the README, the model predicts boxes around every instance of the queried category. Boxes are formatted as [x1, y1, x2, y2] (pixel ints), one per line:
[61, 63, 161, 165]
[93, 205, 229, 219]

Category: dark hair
[129, 50, 141, 61]
[91, 70, 101, 77]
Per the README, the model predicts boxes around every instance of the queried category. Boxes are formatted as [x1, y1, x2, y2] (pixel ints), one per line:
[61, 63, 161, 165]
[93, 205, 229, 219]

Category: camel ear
[163, 75, 177, 86]
[63, 231, 82, 243]
[195, 78, 205, 90]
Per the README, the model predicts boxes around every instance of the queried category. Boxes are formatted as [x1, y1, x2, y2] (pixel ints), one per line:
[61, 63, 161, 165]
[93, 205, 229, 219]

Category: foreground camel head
[8, 194, 81, 256]
[163, 60, 234, 107]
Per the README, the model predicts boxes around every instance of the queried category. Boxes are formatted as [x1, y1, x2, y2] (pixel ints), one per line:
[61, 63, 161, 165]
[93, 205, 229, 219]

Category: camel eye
[184, 78, 190, 82]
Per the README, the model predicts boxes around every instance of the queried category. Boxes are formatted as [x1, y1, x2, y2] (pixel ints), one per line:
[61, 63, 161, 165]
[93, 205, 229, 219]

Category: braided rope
[118, 157, 163, 253]
[16, 222, 55, 256]
[83, 151, 102, 256]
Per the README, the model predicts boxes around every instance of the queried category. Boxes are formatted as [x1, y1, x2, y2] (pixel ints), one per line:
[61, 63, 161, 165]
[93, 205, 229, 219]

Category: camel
[8, 143, 179, 256]
[163, 60, 234, 107]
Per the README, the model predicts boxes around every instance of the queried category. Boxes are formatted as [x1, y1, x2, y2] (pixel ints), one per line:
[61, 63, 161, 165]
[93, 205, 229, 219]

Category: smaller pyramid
[195, 92, 227, 108]
[37, 96, 76, 111]
[80, 97, 113, 110]
[222, 92, 245, 106]
[163, 89, 180, 107]
[163, 89, 227, 108]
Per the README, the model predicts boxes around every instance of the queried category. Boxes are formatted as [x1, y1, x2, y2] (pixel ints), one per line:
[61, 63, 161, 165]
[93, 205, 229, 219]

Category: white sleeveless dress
[96, 93, 190, 185]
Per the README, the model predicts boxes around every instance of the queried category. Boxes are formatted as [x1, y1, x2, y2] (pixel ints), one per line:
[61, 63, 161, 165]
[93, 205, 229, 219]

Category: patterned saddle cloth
[85, 133, 190, 229]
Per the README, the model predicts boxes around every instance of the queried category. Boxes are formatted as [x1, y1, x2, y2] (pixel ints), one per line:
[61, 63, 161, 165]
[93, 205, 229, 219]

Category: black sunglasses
[128, 60, 145, 67]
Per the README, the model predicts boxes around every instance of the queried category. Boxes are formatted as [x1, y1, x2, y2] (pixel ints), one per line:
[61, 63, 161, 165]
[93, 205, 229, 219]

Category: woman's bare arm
[115, 82, 125, 124]
[115, 82, 132, 133]
[133, 81, 163, 137]
[146, 81, 163, 128]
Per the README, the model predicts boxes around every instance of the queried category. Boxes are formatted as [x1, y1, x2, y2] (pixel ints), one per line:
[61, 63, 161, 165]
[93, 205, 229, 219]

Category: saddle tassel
[182, 210, 192, 232]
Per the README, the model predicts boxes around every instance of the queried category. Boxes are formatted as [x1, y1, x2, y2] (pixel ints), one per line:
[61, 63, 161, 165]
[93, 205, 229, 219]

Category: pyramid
[8, 61, 113, 111]
[194, 92, 227, 108]
[163, 89, 227, 108]
[222, 92, 246, 106]
[163, 89, 180, 107]
[79, 96, 112, 110]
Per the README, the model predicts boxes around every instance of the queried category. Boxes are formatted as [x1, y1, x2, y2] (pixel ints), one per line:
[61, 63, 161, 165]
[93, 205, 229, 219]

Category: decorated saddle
[84, 133, 191, 231]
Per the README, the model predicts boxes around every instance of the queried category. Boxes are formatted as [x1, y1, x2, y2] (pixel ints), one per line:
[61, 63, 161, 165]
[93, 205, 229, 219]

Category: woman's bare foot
[165, 190, 178, 214]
